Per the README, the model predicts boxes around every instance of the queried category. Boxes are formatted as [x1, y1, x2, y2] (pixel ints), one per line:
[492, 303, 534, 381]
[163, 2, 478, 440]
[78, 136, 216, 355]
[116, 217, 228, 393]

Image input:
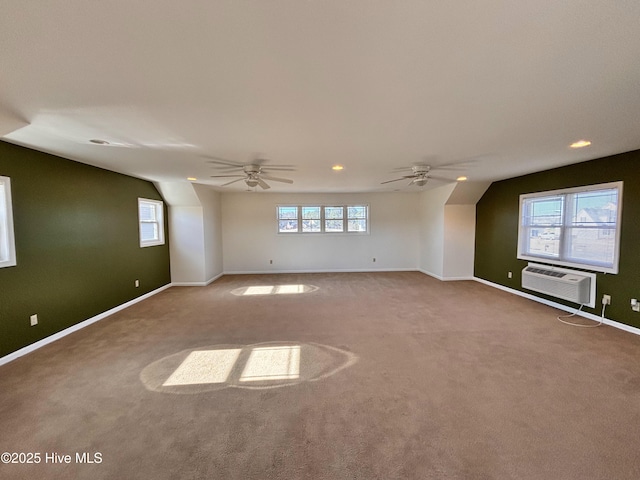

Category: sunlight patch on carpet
[140, 342, 358, 394]
[239, 346, 300, 382]
[162, 349, 241, 386]
[230, 284, 319, 296]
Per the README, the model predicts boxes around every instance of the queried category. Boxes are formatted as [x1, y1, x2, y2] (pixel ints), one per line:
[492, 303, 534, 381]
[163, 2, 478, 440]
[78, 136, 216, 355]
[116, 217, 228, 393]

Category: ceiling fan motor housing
[412, 165, 431, 174]
[243, 165, 261, 174]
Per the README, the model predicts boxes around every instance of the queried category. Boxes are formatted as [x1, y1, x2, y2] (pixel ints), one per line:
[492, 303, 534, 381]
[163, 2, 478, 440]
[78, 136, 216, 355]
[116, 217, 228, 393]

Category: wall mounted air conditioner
[521, 263, 596, 307]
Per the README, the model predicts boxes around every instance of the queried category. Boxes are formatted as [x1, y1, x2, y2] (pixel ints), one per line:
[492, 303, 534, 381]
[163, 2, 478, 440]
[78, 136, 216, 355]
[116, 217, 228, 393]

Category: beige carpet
[1, 272, 639, 479]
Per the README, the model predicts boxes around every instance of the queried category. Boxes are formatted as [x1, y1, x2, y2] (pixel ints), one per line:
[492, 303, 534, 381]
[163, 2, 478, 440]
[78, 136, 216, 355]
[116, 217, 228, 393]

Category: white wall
[418, 184, 456, 278]
[194, 185, 223, 282]
[158, 182, 224, 285]
[162, 182, 485, 281]
[443, 204, 476, 279]
[168, 206, 206, 283]
[221, 192, 420, 273]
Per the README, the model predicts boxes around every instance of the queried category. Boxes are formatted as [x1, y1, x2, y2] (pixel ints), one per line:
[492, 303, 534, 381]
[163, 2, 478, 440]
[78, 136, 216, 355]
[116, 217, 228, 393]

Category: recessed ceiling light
[187, 177, 197, 181]
[89, 139, 110, 145]
[570, 140, 591, 149]
[332, 165, 344, 171]
[456, 176, 468, 182]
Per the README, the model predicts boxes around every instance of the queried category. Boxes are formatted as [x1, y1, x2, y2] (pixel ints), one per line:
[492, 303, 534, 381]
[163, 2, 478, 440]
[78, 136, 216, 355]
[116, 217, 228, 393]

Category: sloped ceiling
[1, 1, 639, 192]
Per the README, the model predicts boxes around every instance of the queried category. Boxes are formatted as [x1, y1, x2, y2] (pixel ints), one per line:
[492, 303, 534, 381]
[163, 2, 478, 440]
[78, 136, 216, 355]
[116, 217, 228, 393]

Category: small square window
[138, 198, 165, 247]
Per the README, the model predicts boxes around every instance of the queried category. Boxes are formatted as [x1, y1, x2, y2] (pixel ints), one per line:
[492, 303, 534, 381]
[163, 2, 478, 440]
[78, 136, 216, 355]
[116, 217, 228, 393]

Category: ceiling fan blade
[203, 156, 245, 168]
[431, 165, 467, 171]
[392, 166, 421, 172]
[257, 178, 271, 189]
[209, 165, 245, 172]
[428, 175, 455, 182]
[260, 175, 293, 184]
[210, 174, 245, 178]
[381, 176, 414, 184]
[433, 156, 482, 170]
[260, 166, 296, 172]
[220, 178, 246, 187]
[251, 158, 296, 168]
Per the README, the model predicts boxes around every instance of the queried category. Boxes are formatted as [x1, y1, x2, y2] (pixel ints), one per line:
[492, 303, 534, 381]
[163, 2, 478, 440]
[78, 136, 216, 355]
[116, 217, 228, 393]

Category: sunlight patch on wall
[162, 349, 241, 386]
[239, 346, 300, 382]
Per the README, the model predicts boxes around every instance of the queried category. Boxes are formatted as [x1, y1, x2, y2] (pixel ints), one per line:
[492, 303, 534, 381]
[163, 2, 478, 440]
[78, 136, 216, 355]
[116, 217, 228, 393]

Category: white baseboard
[473, 277, 640, 337]
[418, 269, 443, 280]
[172, 272, 224, 287]
[418, 269, 474, 282]
[0, 284, 172, 367]
[222, 268, 419, 275]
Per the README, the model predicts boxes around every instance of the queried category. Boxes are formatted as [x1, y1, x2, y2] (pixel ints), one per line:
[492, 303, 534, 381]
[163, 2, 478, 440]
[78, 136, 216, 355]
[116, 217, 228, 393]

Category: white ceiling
[2, 1, 640, 193]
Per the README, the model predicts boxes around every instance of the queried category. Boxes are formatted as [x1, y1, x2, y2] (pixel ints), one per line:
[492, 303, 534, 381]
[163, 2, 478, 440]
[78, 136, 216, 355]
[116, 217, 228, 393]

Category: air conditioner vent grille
[525, 267, 567, 278]
[522, 265, 592, 305]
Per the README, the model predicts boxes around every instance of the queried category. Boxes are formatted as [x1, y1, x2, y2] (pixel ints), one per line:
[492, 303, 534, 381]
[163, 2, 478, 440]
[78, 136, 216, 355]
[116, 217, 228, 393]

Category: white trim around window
[517, 181, 623, 274]
[0, 175, 17, 268]
[138, 198, 165, 247]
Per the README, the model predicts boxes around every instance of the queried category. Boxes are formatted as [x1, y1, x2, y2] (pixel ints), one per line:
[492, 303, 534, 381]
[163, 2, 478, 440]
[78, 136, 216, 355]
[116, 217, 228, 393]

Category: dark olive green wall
[475, 149, 640, 329]
[0, 141, 171, 357]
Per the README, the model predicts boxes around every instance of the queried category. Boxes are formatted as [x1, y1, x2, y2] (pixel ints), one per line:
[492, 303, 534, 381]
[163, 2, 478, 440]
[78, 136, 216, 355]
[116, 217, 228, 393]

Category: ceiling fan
[381, 156, 476, 187]
[206, 157, 294, 190]
[381, 164, 456, 187]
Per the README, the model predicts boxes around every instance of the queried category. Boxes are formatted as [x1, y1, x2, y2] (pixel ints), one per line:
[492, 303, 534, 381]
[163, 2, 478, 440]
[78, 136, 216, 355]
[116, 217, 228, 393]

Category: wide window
[277, 205, 369, 234]
[0, 176, 17, 268]
[517, 182, 622, 273]
[138, 198, 165, 247]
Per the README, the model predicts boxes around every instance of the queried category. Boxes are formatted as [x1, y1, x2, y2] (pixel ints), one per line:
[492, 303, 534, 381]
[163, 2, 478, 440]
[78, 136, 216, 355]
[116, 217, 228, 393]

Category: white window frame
[517, 181, 622, 274]
[138, 198, 165, 247]
[276, 204, 370, 235]
[0, 176, 17, 268]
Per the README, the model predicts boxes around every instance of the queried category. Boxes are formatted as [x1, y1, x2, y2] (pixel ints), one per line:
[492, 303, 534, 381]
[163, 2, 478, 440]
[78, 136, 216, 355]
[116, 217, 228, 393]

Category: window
[324, 206, 344, 232]
[301, 206, 321, 233]
[277, 206, 299, 233]
[0, 176, 17, 268]
[517, 182, 622, 273]
[277, 205, 369, 234]
[347, 205, 368, 232]
[138, 198, 165, 247]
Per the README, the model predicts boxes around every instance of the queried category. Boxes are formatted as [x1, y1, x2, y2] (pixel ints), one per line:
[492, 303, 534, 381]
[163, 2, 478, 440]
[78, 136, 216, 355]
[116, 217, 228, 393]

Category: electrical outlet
[30, 314, 38, 326]
[135, 279, 140, 288]
[602, 294, 611, 305]
[508, 271, 513, 279]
